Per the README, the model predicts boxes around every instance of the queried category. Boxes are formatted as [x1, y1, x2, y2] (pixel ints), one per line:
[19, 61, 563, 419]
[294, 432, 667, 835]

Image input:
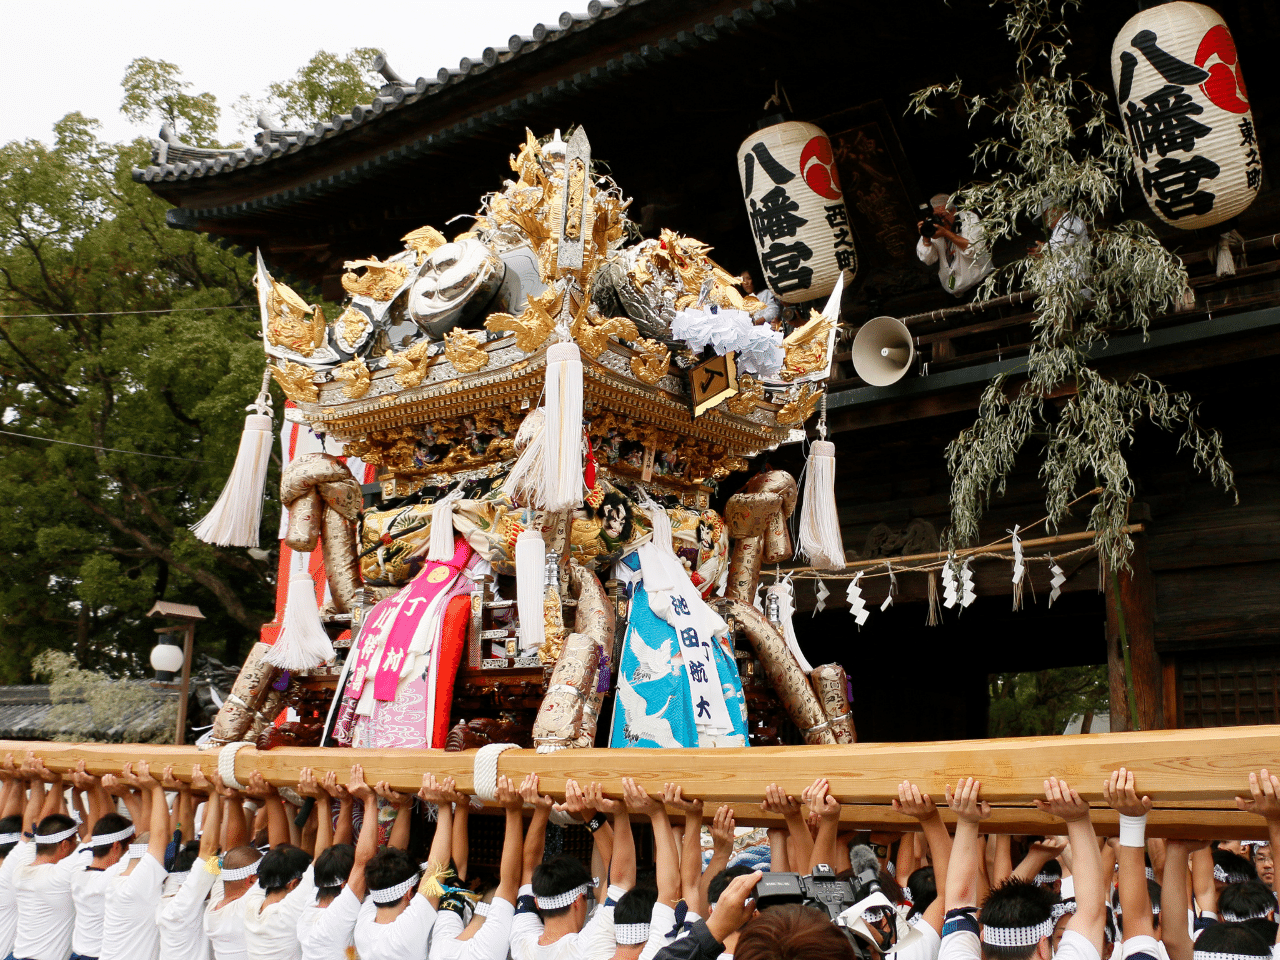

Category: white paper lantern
[737, 119, 857, 304]
[1111, 2, 1261, 230]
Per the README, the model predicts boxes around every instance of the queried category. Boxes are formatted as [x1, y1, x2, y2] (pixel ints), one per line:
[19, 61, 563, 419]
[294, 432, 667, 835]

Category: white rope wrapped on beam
[217, 741, 254, 792]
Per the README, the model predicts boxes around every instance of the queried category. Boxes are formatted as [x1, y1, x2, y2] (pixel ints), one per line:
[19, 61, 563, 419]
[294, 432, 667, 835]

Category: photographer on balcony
[916, 193, 993, 298]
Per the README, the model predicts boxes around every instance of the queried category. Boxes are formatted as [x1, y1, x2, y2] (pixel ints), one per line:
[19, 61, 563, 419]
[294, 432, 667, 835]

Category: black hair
[258, 844, 312, 893]
[1215, 848, 1259, 884]
[90, 813, 133, 858]
[1038, 860, 1062, 881]
[1196, 921, 1271, 958]
[366, 847, 418, 903]
[906, 865, 936, 919]
[34, 814, 77, 856]
[315, 844, 355, 899]
[1221, 880, 1277, 921]
[532, 853, 592, 918]
[596, 492, 634, 542]
[615, 885, 658, 927]
[172, 840, 200, 874]
[979, 879, 1056, 960]
[0, 815, 21, 859]
[709, 865, 756, 906]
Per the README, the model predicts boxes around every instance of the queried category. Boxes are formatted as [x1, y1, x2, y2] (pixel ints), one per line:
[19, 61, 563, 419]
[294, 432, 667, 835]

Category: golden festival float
[12, 124, 1280, 840]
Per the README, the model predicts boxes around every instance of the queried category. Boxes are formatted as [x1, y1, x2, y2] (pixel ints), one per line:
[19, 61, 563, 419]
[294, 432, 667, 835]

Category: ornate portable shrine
[201, 127, 855, 761]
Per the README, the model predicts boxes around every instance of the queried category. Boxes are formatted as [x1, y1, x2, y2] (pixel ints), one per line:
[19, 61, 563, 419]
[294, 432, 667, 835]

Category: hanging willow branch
[908, 0, 1236, 572]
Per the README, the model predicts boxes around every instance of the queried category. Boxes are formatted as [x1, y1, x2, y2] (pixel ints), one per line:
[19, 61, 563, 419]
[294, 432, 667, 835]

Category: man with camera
[916, 194, 993, 298]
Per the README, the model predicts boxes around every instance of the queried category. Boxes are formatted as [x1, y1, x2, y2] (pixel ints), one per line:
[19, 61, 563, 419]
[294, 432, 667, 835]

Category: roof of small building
[0, 684, 178, 743]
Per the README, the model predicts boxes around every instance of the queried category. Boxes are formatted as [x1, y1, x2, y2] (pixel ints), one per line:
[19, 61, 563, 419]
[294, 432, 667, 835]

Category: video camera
[755, 860, 896, 960]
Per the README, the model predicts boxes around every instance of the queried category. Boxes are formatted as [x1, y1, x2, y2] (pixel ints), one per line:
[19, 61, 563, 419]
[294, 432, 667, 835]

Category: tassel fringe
[506, 408, 547, 509]
[515, 530, 547, 656]
[543, 342, 584, 513]
[191, 413, 274, 548]
[265, 554, 335, 670]
[798, 440, 845, 571]
[926, 570, 941, 626]
[427, 489, 463, 561]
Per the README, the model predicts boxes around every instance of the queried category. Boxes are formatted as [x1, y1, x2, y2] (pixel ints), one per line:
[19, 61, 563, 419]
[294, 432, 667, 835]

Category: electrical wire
[0, 428, 209, 463]
[0, 305, 255, 320]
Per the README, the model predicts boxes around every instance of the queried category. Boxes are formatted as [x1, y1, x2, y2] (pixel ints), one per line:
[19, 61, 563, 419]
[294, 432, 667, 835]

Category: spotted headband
[1051, 900, 1077, 921]
[1221, 908, 1271, 923]
[474, 900, 491, 917]
[535, 882, 591, 911]
[33, 823, 79, 844]
[91, 825, 135, 846]
[617, 923, 651, 945]
[981, 917, 1054, 948]
[0, 833, 21, 846]
[1194, 953, 1270, 960]
[370, 872, 420, 904]
[220, 860, 259, 882]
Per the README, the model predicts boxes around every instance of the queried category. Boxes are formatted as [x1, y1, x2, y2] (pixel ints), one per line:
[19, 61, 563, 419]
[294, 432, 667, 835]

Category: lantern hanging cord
[763, 81, 794, 114]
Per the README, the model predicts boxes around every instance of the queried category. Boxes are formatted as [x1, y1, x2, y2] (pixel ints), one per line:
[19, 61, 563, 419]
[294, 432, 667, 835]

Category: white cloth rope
[91, 825, 135, 846]
[616, 923, 651, 945]
[473, 743, 519, 801]
[370, 872, 420, 904]
[981, 917, 1054, 948]
[218, 741, 254, 791]
[535, 882, 590, 911]
[33, 823, 79, 844]
[221, 860, 259, 882]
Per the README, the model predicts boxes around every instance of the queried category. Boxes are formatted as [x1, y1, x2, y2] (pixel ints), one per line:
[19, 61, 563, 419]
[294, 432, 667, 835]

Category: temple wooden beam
[4, 724, 1278, 839]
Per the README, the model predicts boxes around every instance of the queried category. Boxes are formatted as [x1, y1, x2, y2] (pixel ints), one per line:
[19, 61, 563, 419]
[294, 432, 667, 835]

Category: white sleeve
[937, 929, 981, 960]
[160, 860, 217, 928]
[577, 885, 626, 960]
[309, 885, 362, 944]
[429, 910, 467, 960]
[917, 237, 939, 265]
[1057, 929, 1103, 960]
[464, 896, 515, 960]
[509, 884, 543, 960]
[640, 903, 678, 960]
[892, 920, 942, 960]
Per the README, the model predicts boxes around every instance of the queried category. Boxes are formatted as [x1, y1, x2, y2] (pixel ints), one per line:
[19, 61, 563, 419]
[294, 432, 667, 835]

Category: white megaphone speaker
[852, 316, 915, 386]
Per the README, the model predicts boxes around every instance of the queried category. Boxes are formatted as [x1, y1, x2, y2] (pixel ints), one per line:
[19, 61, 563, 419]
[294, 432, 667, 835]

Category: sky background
[3, 0, 574, 146]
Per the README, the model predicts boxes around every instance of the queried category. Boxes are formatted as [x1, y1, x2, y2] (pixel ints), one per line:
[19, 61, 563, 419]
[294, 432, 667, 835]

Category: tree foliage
[235, 48, 383, 137]
[120, 58, 220, 146]
[0, 106, 278, 679]
[987, 666, 1109, 738]
[33, 651, 176, 743]
[909, 0, 1236, 573]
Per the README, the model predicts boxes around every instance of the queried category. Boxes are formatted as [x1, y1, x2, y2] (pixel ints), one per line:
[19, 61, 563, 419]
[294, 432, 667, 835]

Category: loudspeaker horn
[852, 316, 916, 386]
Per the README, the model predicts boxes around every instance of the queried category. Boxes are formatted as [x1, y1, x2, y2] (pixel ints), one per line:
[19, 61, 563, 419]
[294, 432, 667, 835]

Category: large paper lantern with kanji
[737, 119, 857, 304]
[1111, 2, 1261, 230]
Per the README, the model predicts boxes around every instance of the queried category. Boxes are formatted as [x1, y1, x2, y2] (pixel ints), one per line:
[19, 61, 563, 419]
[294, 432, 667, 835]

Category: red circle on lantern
[800, 136, 842, 200]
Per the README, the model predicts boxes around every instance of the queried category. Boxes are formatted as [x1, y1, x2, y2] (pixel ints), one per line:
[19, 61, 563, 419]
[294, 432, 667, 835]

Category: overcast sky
[4, 0, 574, 147]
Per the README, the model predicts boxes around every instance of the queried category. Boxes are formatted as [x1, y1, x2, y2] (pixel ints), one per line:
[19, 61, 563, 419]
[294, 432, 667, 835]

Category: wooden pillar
[1106, 531, 1163, 731]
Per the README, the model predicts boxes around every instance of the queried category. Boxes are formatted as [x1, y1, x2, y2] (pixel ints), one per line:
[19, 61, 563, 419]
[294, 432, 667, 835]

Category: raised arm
[298, 768, 331, 859]
[699, 806, 735, 913]
[1010, 836, 1067, 884]
[321, 771, 354, 847]
[1190, 845, 1217, 917]
[1161, 840, 1202, 960]
[1235, 769, 1280, 945]
[346, 765, 377, 901]
[1037, 778, 1104, 951]
[1104, 768, 1155, 943]
[519, 773, 553, 885]
[21, 771, 44, 837]
[943, 777, 991, 911]
[665, 785, 704, 907]
[593, 782, 635, 893]
[556, 779, 612, 901]
[418, 774, 464, 880]
[988, 834, 1013, 887]
[494, 776, 525, 905]
[627, 776, 680, 907]
[244, 771, 289, 848]
[761, 784, 813, 874]
[194, 767, 223, 859]
[453, 795, 470, 882]
[804, 778, 841, 874]
[133, 761, 171, 864]
[216, 773, 249, 851]
[379, 780, 415, 851]
[894, 779, 952, 937]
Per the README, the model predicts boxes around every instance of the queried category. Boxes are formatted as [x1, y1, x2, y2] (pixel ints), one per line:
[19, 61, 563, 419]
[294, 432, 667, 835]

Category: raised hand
[495, 775, 523, 811]
[100, 773, 123, 795]
[622, 777, 660, 816]
[296, 767, 325, 799]
[518, 773, 553, 810]
[160, 764, 184, 792]
[347, 765, 375, 803]
[584, 782, 623, 815]
[190, 766, 212, 795]
[376, 780, 413, 808]
[132, 761, 158, 789]
[555, 779, 590, 819]
[70, 760, 98, 793]
[945, 777, 992, 823]
[1237, 769, 1280, 822]
[1029, 835, 1068, 857]
[804, 778, 840, 823]
[892, 779, 938, 821]
[706, 870, 763, 943]
[211, 770, 239, 800]
[321, 771, 350, 802]
[761, 783, 802, 818]
[243, 770, 276, 799]
[1103, 768, 1153, 818]
[0, 754, 16, 783]
[663, 784, 704, 817]
[710, 804, 736, 851]
[1035, 777, 1089, 822]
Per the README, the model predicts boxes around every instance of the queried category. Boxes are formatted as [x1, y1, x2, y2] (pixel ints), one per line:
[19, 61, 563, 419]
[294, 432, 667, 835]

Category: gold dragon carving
[726, 375, 765, 416]
[402, 225, 447, 264]
[335, 306, 371, 348]
[270, 361, 319, 404]
[264, 278, 326, 357]
[780, 309, 833, 381]
[629, 338, 671, 385]
[443, 329, 489, 373]
[385, 340, 434, 388]
[332, 357, 372, 399]
[485, 287, 559, 353]
[776, 383, 822, 425]
[341, 257, 411, 300]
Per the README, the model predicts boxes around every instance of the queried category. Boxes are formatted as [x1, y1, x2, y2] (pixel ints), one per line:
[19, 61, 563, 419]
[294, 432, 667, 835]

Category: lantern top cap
[146, 601, 205, 622]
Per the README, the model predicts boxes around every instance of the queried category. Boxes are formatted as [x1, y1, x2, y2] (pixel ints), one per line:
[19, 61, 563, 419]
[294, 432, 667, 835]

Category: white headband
[0, 833, 20, 846]
[34, 824, 79, 844]
[126, 843, 147, 860]
[982, 917, 1054, 948]
[91, 825, 135, 846]
[221, 861, 259, 882]
[617, 923, 651, 945]
[70, 810, 82, 825]
[167, 871, 190, 886]
[1052, 901, 1077, 921]
[1221, 908, 1271, 922]
[535, 883, 591, 911]
[1034, 873, 1057, 885]
[1146, 866, 1156, 881]
[1195, 953, 1270, 960]
[474, 901, 491, 917]
[370, 873, 419, 904]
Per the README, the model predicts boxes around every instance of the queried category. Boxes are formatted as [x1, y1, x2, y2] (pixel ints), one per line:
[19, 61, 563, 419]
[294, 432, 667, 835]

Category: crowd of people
[0, 753, 1277, 960]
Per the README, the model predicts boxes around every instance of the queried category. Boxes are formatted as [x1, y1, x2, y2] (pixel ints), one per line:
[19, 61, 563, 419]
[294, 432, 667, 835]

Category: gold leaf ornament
[726, 375, 764, 415]
[270, 361, 319, 403]
[332, 357, 372, 399]
[264, 278, 326, 357]
[341, 257, 411, 301]
[443, 329, 490, 373]
[776, 384, 822, 425]
[485, 287, 559, 353]
[629, 338, 671, 385]
[780, 309, 833, 381]
[384, 340, 434, 389]
[402, 225, 447, 264]
[336, 307, 371, 349]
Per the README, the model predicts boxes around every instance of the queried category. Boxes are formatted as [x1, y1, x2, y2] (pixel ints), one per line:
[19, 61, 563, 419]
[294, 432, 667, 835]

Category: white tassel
[506, 408, 547, 509]
[765, 580, 815, 672]
[191, 371, 275, 548]
[1214, 231, 1239, 277]
[515, 530, 547, 656]
[427, 489, 463, 561]
[543, 342, 584, 512]
[265, 552, 335, 670]
[643, 496, 675, 557]
[798, 439, 845, 571]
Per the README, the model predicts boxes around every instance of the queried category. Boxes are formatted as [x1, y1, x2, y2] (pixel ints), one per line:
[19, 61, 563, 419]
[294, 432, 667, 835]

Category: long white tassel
[427, 488, 463, 561]
[265, 551, 335, 670]
[798, 439, 845, 571]
[1214, 230, 1241, 277]
[191, 369, 274, 548]
[515, 529, 547, 656]
[506, 408, 547, 509]
[543, 342, 584, 512]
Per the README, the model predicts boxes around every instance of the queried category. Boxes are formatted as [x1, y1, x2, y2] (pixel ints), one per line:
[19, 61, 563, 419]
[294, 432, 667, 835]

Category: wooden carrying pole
[5, 725, 1280, 838]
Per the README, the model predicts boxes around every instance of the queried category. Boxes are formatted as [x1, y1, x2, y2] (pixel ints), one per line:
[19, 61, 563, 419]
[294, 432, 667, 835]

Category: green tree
[120, 58, 220, 145]
[0, 113, 278, 679]
[988, 666, 1109, 737]
[236, 48, 383, 136]
[909, 0, 1235, 575]
[33, 651, 176, 743]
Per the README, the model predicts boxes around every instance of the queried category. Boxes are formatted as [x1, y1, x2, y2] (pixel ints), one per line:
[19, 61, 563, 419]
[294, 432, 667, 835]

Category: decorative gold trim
[337, 306, 371, 348]
[726, 375, 764, 415]
[341, 257, 411, 300]
[780, 309, 833, 381]
[402, 225, 447, 264]
[485, 287, 559, 353]
[776, 384, 821, 425]
[264, 279, 325, 357]
[628, 338, 671, 385]
[270, 361, 319, 403]
[333, 357, 372, 399]
[385, 340, 434, 389]
[443, 330, 490, 374]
